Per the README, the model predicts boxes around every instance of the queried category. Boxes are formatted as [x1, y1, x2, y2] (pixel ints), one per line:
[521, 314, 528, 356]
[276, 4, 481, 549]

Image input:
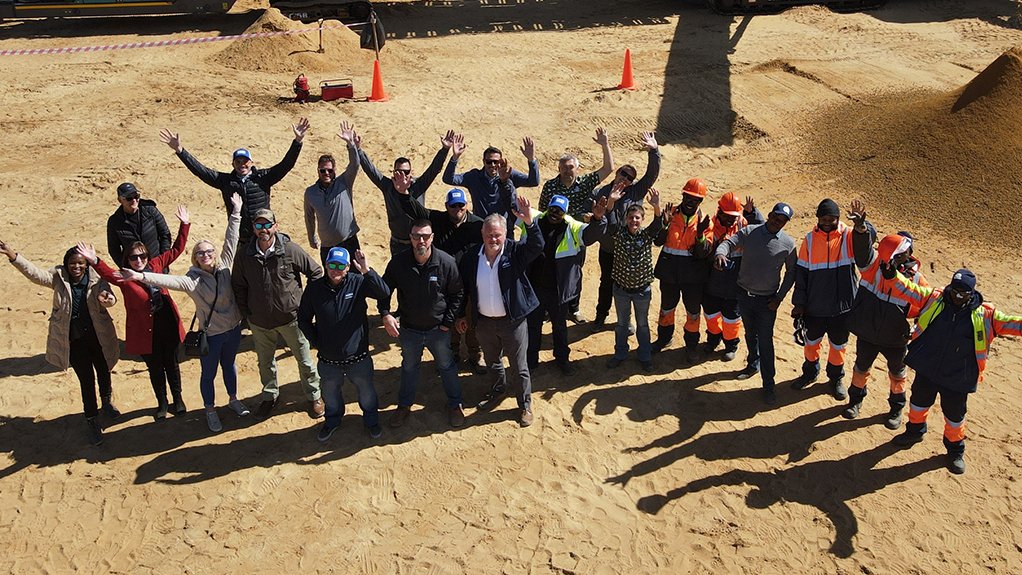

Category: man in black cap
[106, 182, 172, 266]
[890, 268, 1022, 474]
[791, 198, 874, 400]
[714, 202, 797, 404]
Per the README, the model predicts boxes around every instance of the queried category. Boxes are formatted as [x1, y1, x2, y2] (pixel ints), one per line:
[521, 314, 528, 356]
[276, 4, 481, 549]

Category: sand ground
[2, 0, 1022, 573]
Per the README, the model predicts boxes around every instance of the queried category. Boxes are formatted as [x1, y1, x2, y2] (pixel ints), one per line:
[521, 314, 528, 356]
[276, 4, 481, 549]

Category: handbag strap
[189, 271, 220, 332]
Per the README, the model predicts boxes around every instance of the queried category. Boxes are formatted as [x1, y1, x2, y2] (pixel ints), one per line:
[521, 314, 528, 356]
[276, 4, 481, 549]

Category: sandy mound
[209, 8, 375, 74]
[806, 45, 1022, 247]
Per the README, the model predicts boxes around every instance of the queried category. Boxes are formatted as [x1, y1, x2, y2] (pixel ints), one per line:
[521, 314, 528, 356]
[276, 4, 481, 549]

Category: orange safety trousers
[804, 336, 846, 368]
[850, 368, 906, 394]
[907, 406, 967, 442]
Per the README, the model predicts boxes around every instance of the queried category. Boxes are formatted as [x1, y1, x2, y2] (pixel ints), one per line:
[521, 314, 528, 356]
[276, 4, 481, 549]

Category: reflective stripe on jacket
[654, 210, 713, 284]
[793, 221, 866, 317]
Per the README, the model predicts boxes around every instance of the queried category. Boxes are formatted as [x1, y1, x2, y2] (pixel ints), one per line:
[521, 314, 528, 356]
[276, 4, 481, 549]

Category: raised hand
[592, 195, 610, 220]
[230, 192, 243, 215]
[352, 249, 369, 274]
[451, 133, 467, 158]
[640, 131, 658, 150]
[176, 206, 190, 225]
[337, 121, 356, 146]
[392, 170, 412, 194]
[293, 117, 311, 142]
[0, 239, 16, 261]
[497, 157, 513, 182]
[440, 129, 456, 149]
[513, 194, 533, 226]
[848, 199, 867, 229]
[697, 214, 712, 235]
[520, 136, 535, 161]
[75, 242, 98, 265]
[159, 128, 182, 153]
[744, 195, 756, 213]
[608, 181, 625, 208]
[648, 187, 661, 209]
[593, 127, 609, 147]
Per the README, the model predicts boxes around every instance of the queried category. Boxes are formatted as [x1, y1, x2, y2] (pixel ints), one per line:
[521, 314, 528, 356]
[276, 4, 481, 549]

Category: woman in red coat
[78, 206, 189, 420]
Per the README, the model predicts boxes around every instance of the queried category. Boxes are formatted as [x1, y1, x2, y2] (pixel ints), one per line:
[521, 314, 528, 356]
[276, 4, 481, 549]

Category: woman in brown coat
[0, 240, 120, 446]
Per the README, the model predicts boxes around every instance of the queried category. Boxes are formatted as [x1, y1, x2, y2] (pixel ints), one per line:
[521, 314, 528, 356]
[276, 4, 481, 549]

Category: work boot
[86, 417, 104, 446]
[885, 392, 906, 430]
[154, 397, 169, 421]
[721, 339, 739, 362]
[702, 333, 722, 354]
[826, 363, 847, 400]
[944, 437, 966, 475]
[101, 396, 120, 419]
[651, 325, 674, 353]
[842, 385, 866, 419]
[169, 377, 186, 415]
[893, 422, 927, 447]
[792, 360, 819, 390]
[685, 344, 703, 365]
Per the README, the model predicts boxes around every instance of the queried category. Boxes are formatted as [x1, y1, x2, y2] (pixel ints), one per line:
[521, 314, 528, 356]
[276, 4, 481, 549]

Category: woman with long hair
[0, 240, 120, 446]
[121, 193, 248, 433]
[77, 206, 189, 421]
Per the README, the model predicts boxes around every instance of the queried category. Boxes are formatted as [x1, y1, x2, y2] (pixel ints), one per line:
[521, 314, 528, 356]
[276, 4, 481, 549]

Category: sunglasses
[617, 171, 636, 182]
[394, 169, 411, 175]
[196, 249, 215, 257]
[127, 253, 148, 261]
[123, 195, 140, 202]
[484, 159, 501, 165]
[254, 222, 274, 230]
[318, 168, 335, 175]
[410, 232, 432, 241]
[326, 262, 347, 270]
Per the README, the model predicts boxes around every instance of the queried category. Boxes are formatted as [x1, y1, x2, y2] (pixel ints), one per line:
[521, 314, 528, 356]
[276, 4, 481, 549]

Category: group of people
[2, 119, 1019, 476]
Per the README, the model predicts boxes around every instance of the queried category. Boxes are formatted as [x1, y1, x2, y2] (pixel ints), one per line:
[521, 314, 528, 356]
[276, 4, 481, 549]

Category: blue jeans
[613, 284, 652, 362]
[198, 325, 242, 407]
[737, 292, 778, 389]
[318, 357, 379, 429]
[398, 326, 462, 408]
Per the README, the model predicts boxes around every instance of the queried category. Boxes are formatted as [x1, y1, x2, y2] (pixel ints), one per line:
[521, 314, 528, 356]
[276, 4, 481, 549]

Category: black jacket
[298, 270, 391, 362]
[593, 147, 661, 253]
[106, 199, 171, 266]
[459, 221, 544, 324]
[381, 248, 463, 330]
[398, 193, 484, 262]
[176, 139, 302, 245]
[359, 146, 448, 241]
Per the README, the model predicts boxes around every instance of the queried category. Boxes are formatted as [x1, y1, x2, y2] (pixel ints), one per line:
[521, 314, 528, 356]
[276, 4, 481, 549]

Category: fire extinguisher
[293, 74, 310, 103]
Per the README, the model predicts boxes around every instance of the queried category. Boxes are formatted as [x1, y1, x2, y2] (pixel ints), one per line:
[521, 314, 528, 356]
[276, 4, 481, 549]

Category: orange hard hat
[718, 192, 743, 216]
[682, 177, 708, 199]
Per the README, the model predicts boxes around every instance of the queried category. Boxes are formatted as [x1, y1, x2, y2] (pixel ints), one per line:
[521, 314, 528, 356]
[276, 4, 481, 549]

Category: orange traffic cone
[617, 48, 637, 91]
[369, 59, 389, 102]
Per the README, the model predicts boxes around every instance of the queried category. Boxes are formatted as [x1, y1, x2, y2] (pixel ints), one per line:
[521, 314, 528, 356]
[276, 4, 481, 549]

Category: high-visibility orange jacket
[793, 221, 873, 317]
[847, 230, 925, 347]
[653, 209, 713, 284]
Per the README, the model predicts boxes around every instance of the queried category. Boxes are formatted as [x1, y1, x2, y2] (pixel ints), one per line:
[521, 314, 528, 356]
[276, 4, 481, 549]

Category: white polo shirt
[476, 245, 507, 318]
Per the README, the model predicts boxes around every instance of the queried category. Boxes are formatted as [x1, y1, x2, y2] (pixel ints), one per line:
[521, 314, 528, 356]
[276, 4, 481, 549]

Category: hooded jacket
[846, 230, 924, 348]
[231, 232, 323, 329]
[793, 221, 875, 317]
[106, 198, 172, 266]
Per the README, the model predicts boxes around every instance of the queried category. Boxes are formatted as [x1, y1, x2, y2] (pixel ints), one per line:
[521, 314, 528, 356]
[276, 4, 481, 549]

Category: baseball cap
[445, 189, 467, 207]
[326, 247, 350, 267]
[718, 192, 743, 216]
[770, 202, 793, 220]
[949, 268, 976, 292]
[252, 208, 276, 223]
[117, 182, 140, 199]
[233, 148, 252, 161]
[549, 195, 570, 213]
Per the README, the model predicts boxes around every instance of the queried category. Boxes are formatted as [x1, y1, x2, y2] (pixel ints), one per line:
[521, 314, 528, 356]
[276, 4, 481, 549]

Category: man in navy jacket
[456, 191, 544, 427]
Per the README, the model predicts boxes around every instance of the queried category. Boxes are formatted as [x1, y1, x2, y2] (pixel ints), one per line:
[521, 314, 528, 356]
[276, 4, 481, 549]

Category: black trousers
[909, 375, 968, 424]
[141, 307, 182, 404]
[68, 330, 112, 418]
[595, 249, 615, 320]
[527, 284, 570, 366]
[853, 339, 906, 375]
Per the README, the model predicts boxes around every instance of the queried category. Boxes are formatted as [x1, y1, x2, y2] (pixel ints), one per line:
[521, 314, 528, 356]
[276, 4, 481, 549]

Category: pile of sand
[209, 8, 374, 74]
[807, 45, 1022, 248]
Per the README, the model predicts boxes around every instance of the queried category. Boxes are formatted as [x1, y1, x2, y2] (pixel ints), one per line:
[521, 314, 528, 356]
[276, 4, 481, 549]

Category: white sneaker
[206, 410, 223, 433]
[228, 399, 250, 417]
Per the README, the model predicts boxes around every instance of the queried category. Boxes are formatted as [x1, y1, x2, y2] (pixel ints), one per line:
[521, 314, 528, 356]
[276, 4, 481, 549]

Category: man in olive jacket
[232, 208, 324, 420]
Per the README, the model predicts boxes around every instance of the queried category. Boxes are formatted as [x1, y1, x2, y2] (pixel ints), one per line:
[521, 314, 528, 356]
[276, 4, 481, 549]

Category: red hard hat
[718, 191, 743, 216]
[682, 177, 708, 199]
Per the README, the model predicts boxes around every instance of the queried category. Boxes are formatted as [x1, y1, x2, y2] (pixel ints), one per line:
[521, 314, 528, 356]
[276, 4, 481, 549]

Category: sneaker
[229, 399, 251, 417]
[389, 406, 411, 428]
[476, 388, 506, 411]
[102, 402, 121, 419]
[86, 417, 104, 446]
[947, 453, 966, 475]
[449, 405, 465, 428]
[570, 311, 588, 324]
[735, 366, 759, 380]
[368, 424, 382, 439]
[556, 360, 577, 376]
[641, 360, 654, 373]
[791, 373, 817, 390]
[722, 350, 737, 362]
[309, 398, 326, 419]
[206, 410, 223, 433]
[842, 402, 861, 419]
[892, 430, 925, 448]
[254, 399, 277, 421]
[831, 379, 848, 401]
[628, 323, 636, 336]
[519, 409, 534, 427]
[884, 410, 904, 430]
[763, 388, 777, 406]
[317, 423, 338, 442]
[606, 357, 624, 369]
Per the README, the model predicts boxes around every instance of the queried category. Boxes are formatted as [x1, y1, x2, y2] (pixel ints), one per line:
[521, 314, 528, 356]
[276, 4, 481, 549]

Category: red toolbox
[320, 78, 354, 101]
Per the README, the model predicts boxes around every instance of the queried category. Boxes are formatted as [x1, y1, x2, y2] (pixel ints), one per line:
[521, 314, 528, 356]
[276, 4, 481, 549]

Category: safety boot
[702, 332, 722, 354]
[826, 363, 847, 400]
[893, 422, 927, 447]
[944, 437, 966, 475]
[651, 325, 674, 353]
[885, 392, 906, 430]
[791, 360, 819, 390]
[842, 385, 867, 419]
[721, 339, 739, 362]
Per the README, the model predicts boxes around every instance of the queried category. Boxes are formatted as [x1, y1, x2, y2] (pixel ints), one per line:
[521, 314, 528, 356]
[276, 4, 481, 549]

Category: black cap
[949, 268, 977, 292]
[117, 182, 140, 199]
[816, 198, 840, 218]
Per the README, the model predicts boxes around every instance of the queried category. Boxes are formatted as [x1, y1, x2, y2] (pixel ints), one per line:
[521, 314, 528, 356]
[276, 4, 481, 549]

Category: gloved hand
[880, 261, 898, 280]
